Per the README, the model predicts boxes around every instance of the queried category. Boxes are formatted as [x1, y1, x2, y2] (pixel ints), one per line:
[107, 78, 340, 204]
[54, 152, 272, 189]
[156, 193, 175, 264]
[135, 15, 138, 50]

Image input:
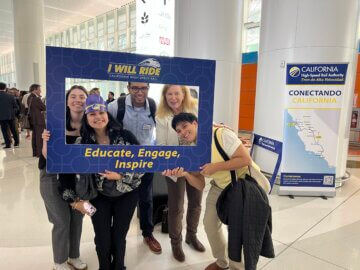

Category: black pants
[91, 190, 139, 270]
[0, 119, 19, 147]
[138, 172, 154, 237]
[32, 124, 45, 157]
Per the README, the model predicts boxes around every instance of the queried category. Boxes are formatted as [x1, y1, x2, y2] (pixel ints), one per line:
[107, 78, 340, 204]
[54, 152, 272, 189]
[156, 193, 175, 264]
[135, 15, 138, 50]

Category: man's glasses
[130, 86, 149, 92]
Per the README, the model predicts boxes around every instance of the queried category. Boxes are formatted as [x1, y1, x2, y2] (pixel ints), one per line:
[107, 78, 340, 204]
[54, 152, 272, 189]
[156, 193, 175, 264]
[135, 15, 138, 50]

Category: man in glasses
[108, 82, 161, 254]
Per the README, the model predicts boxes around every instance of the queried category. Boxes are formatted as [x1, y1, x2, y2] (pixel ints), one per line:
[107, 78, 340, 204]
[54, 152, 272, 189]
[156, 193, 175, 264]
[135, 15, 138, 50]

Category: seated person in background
[163, 113, 271, 270]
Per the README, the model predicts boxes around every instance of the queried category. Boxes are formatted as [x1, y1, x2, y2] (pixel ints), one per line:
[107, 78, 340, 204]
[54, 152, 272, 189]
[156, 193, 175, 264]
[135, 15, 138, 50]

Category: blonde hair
[156, 84, 198, 119]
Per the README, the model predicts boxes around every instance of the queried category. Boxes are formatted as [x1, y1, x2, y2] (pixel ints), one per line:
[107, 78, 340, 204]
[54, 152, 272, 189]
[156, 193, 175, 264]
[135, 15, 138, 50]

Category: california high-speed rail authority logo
[289, 66, 300, 77]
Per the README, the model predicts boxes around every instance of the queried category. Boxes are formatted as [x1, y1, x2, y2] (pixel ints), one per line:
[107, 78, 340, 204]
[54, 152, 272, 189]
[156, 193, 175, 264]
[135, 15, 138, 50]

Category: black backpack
[116, 96, 156, 124]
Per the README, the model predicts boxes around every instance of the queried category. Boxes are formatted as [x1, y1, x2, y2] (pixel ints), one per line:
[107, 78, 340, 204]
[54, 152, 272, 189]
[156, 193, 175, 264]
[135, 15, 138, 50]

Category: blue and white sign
[251, 134, 282, 190]
[287, 63, 348, 85]
[46, 46, 215, 173]
[281, 63, 348, 196]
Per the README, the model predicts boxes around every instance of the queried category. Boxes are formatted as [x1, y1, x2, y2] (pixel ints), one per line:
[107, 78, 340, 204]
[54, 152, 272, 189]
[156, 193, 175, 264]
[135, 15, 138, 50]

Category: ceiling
[0, 0, 134, 55]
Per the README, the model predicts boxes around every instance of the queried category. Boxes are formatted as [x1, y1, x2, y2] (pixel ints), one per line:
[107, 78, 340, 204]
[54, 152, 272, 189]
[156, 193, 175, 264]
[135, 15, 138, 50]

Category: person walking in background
[28, 83, 46, 157]
[155, 85, 204, 262]
[106, 91, 115, 104]
[0, 82, 19, 149]
[22, 90, 32, 139]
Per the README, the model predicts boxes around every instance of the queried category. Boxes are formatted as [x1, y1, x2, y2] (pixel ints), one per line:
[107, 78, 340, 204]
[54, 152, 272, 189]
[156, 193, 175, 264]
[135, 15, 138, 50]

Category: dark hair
[80, 112, 122, 143]
[66, 85, 88, 131]
[29, 84, 40, 92]
[128, 82, 150, 87]
[109, 91, 114, 96]
[0, 82, 6, 90]
[171, 112, 198, 130]
[20, 90, 27, 97]
[120, 92, 126, 97]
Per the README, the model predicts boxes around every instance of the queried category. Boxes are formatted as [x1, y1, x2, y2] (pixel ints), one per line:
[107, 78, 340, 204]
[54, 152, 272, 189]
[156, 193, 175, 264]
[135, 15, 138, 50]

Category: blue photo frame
[46, 46, 215, 173]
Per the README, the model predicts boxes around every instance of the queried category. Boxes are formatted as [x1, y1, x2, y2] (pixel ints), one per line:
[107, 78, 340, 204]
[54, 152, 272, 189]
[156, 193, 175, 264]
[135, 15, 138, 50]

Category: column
[13, 0, 45, 92]
[174, 0, 243, 130]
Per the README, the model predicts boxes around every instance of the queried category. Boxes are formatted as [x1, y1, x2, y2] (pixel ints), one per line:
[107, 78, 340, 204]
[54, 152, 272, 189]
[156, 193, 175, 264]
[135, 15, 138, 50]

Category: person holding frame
[163, 113, 272, 270]
[76, 94, 142, 270]
[155, 85, 204, 262]
[40, 85, 89, 270]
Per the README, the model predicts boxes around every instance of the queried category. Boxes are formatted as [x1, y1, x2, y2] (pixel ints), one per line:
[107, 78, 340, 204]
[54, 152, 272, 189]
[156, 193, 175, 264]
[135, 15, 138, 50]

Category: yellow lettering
[85, 148, 92, 157]
[107, 64, 112, 73]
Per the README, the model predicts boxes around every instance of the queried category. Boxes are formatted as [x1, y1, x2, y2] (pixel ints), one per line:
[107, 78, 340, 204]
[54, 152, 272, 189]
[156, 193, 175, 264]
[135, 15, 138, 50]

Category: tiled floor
[1, 133, 360, 270]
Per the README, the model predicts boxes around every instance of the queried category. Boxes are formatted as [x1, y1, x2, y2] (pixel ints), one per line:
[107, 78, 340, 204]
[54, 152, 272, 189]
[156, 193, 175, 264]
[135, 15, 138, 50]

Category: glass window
[118, 9, 126, 31]
[80, 23, 86, 42]
[245, 27, 260, 52]
[98, 37, 105, 50]
[247, 0, 262, 23]
[88, 20, 95, 40]
[108, 34, 115, 50]
[73, 27, 78, 45]
[130, 29, 136, 48]
[129, 4, 136, 27]
[97, 17, 104, 37]
[55, 34, 61, 46]
[118, 32, 127, 50]
[88, 40, 95, 49]
[107, 13, 115, 33]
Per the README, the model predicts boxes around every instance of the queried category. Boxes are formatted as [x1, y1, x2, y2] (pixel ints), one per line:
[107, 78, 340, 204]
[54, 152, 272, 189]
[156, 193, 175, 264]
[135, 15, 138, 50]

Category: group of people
[39, 82, 272, 270]
[0, 82, 45, 157]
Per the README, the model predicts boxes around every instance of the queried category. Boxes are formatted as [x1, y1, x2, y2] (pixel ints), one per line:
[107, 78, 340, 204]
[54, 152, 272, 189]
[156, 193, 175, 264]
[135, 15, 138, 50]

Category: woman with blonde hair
[156, 84, 204, 262]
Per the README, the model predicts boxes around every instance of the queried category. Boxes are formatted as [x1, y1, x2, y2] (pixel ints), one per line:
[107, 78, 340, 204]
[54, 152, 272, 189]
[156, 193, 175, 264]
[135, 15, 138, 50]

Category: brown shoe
[205, 262, 228, 270]
[143, 235, 162, 254]
[171, 243, 185, 262]
[185, 234, 206, 252]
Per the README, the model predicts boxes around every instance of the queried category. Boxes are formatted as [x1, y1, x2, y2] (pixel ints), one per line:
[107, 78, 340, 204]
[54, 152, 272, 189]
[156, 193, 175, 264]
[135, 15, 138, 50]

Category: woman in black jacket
[77, 94, 142, 270]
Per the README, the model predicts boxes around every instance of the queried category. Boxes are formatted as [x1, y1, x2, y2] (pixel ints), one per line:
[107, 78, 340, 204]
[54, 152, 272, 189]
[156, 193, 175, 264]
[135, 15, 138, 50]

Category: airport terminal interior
[1, 0, 360, 269]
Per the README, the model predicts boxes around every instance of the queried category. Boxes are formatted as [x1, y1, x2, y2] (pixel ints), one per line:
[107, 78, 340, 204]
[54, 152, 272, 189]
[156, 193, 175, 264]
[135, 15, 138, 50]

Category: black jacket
[0, 91, 18, 121]
[227, 175, 275, 270]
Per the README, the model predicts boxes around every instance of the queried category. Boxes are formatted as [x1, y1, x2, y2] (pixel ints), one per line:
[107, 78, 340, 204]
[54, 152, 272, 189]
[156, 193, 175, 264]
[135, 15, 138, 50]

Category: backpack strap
[116, 96, 126, 124]
[147, 97, 156, 124]
[214, 128, 237, 186]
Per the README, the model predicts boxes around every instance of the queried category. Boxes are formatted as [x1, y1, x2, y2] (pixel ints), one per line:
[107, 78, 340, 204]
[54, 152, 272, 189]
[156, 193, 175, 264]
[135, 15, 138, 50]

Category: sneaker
[68, 257, 87, 270]
[53, 262, 72, 270]
[14, 144, 20, 148]
[3, 146, 11, 149]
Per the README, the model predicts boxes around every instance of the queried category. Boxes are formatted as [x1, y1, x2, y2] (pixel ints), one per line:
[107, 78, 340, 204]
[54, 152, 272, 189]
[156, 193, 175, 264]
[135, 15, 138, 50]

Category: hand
[72, 201, 89, 216]
[99, 170, 122, 181]
[162, 167, 187, 178]
[200, 163, 218, 177]
[42, 129, 50, 142]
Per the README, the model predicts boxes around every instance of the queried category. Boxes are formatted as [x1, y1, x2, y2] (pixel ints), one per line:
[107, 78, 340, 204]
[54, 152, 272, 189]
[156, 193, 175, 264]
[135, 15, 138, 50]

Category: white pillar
[253, 0, 359, 179]
[13, 0, 45, 92]
[174, 0, 243, 131]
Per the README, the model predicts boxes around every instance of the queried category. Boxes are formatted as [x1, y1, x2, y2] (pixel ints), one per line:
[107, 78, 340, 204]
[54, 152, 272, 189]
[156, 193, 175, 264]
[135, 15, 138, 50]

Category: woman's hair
[66, 85, 88, 131]
[80, 112, 122, 144]
[156, 85, 198, 119]
[89, 87, 100, 95]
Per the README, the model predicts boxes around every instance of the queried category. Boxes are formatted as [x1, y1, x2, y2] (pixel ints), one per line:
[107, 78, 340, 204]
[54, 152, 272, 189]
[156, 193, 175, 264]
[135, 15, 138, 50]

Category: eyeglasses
[130, 86, 149, 92]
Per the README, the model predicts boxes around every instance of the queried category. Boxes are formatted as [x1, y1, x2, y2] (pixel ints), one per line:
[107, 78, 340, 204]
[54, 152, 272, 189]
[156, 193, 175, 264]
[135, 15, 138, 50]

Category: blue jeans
[138, 172, 154, 237]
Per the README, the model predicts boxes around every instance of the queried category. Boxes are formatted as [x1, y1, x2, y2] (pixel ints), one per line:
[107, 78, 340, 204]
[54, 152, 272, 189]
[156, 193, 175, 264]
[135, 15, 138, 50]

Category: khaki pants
[203, 182, 245, 270]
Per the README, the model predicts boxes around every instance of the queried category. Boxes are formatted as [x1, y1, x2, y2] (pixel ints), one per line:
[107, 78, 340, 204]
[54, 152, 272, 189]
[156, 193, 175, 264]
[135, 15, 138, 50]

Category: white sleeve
[107, 100, 118, 119]
[221, 128, 242, 158]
